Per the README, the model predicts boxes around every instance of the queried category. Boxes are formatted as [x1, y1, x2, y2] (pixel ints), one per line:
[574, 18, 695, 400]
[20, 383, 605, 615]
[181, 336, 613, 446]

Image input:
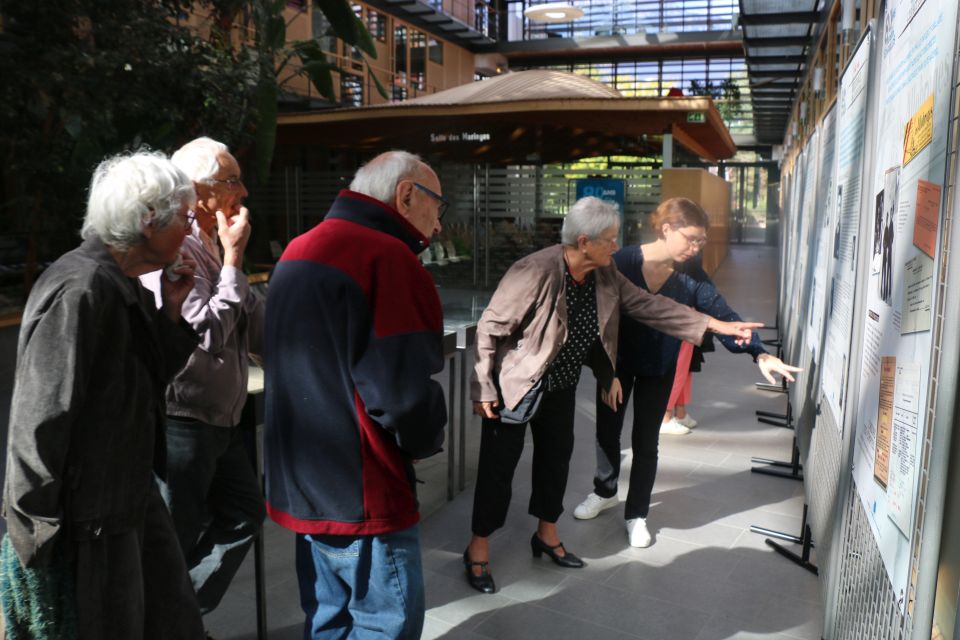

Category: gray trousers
[74, 484, 204, 640]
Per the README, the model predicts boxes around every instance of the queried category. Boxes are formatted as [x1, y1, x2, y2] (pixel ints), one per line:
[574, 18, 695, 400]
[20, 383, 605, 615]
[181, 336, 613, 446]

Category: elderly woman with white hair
[462, 196, 761, 594]
[2, 150, 206, 638]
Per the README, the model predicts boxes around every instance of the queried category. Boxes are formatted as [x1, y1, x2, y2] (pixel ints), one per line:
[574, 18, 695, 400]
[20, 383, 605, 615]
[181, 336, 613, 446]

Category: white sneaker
[573, 492, 619, 520]
[626, 518, 652, 547]
[659, 418, 691, 435]
[675, 414, 697, 428]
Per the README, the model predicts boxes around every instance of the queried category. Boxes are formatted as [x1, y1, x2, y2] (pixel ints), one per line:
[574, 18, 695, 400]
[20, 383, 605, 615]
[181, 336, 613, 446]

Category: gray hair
[561, 196, 621, 245]
[349, 150, 425, 204]
[81, 150, 196, 250]
[171, 136, 229, 182]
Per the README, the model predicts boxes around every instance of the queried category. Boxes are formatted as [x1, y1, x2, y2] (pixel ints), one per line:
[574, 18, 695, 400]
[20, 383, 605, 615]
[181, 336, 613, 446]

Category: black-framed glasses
[413, 182, 449, 220]
[182, 209, 197, 229]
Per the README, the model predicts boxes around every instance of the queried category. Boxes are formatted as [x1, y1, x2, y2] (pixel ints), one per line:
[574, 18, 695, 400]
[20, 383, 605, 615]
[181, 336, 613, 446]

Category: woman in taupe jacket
[462, 196, 760, 594]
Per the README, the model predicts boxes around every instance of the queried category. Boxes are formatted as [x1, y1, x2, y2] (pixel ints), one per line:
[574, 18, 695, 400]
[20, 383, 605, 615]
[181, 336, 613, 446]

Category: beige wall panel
[661, 168, 731, 275]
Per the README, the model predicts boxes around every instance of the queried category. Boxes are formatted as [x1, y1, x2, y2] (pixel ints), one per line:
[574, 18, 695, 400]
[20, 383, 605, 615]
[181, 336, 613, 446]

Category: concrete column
[662, 132, 673, 169]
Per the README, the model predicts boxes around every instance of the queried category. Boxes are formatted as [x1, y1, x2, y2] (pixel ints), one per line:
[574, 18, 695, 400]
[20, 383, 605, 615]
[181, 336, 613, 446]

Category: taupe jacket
[472, 245, 710, 410]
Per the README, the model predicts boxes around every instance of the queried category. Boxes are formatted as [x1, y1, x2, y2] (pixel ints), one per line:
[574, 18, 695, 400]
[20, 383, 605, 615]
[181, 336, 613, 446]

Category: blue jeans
[295, 525, 425, 640]
[159, 417, 266, 613]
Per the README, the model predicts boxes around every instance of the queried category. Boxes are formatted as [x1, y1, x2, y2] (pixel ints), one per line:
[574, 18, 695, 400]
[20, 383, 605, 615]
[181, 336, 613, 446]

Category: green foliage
[687, 78, 743, 124]
[0, 0, 260, 259]
[0, 0, 379, 266]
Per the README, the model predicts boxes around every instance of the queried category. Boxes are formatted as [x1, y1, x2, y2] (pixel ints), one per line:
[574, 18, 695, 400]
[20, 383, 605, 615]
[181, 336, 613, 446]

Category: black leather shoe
[530, 533, 584, 568]
[463, 549, 496, 593]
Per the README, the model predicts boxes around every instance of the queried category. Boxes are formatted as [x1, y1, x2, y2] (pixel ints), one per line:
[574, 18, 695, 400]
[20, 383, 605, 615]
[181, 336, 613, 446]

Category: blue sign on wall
[575, 178, 626, 244]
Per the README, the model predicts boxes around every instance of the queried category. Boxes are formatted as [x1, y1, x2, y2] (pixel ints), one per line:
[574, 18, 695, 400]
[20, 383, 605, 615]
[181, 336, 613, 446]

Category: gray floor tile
[472, 599, 644, 640]
[693, 612, 816, 640]
[534, 578, 713, 639]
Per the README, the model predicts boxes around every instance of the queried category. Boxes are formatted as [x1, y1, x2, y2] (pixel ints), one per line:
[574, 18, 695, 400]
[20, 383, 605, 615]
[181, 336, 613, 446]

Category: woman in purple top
[572, 197, 800, 548]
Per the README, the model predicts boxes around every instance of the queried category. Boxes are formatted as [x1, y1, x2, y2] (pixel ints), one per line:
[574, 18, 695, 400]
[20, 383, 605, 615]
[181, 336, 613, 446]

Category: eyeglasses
[676, 229, 708, 248]
[207, 176, 244, 189]
[413, 182, 449, 220]
[593, 233, 619, 246]
[147, 207, 195, 230]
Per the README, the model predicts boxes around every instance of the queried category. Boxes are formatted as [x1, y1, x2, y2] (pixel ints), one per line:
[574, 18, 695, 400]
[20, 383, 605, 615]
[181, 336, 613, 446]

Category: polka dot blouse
[546, 269, 600, 391]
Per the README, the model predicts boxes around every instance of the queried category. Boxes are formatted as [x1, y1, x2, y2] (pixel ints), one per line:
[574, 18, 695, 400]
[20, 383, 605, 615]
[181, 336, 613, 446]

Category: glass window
[410, 29, 426, 92]
[311, 6, 337, 54]
[428, 38, 443, 65]
[514, 54, 752, 135]
[394, 25, 408, 74]
[367, 9, 387, 42]
[392, 72, 408, 101]
[340, 73, 363, 107]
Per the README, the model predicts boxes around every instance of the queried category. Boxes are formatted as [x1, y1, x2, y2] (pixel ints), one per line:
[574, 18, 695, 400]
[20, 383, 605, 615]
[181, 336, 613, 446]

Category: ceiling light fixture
[523, 2, 584, 23]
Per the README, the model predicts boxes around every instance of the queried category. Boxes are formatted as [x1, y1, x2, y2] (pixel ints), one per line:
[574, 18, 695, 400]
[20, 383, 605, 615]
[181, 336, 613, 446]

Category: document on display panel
[821, 28, 872, 430]
[850, 0, 956, 612]
[806, 107, 838, 363]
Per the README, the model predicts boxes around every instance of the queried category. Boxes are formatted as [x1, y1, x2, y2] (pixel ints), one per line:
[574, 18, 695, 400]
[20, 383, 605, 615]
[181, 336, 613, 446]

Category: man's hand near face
[216, 206, 252, 268]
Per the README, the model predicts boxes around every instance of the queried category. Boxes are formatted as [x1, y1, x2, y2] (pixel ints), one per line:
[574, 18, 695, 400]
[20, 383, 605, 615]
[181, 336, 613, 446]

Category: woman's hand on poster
[757, 353, 802, 384]
[601, 378, 623, 411]
[473, 400, 499, 419]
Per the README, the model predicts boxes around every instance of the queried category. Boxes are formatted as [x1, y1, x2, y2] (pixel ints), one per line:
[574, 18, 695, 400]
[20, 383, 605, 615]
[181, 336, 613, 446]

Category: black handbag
[497, 378, 545, 424]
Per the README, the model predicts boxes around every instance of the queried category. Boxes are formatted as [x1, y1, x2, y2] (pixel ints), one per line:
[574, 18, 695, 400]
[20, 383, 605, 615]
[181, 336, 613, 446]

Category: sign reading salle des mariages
[429, 132, 492, 143]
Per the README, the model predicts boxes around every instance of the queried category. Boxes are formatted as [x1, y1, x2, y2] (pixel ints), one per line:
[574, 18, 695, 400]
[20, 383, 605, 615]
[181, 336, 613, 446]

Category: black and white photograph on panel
[834, 185, 843, 260]
[881, 166, 899, 306]
[873, 188, 884, 274]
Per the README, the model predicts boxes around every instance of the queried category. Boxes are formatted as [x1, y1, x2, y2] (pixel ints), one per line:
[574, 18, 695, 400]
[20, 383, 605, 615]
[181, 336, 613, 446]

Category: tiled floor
[205, 244, 824, 640]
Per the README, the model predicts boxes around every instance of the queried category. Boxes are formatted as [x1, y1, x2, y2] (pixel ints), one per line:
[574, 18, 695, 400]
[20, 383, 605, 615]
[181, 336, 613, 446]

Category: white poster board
[851, 0, 956, 609]
[821, 29, 873, 428]
[807, 107, 838, 362]
[785, 136, 819, 363]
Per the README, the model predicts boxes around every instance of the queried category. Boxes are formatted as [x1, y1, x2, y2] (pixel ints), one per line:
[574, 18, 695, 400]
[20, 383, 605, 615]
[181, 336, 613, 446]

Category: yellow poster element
[874, 356, 896, 488]
[902, 94, 934, 166]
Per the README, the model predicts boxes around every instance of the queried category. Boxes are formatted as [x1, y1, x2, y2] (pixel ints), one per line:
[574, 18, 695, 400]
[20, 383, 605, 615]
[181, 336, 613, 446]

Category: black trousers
[592, 370, 675, 520]
[471, 387, 577, 537]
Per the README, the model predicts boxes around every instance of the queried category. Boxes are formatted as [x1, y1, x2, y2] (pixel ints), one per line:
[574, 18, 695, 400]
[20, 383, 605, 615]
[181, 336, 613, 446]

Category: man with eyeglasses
[140, 137, 266, 620]
[264, 150, 447, 639]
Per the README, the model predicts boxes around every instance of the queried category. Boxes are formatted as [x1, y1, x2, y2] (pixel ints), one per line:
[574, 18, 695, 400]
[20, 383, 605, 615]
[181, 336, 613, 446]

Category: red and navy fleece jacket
[263, 189, 447, 536]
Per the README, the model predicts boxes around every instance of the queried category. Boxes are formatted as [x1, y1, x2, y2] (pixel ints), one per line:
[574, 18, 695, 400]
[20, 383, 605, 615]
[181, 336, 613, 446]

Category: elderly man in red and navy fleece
[264, 150, 447, 639]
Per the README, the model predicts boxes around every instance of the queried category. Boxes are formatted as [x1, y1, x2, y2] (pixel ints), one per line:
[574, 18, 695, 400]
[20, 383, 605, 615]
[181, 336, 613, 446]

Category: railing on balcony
[509, 0, 738, 41]
[279, 49, 441, 108]
[425, 0, 500, 40]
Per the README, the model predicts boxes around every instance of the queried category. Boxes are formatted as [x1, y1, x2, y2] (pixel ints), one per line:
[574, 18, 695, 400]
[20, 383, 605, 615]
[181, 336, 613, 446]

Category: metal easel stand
[239, 384, 268, 640]
[751, 395, 803, 481]
[750, 504, 819, 576]
[755, 394, 793, 429]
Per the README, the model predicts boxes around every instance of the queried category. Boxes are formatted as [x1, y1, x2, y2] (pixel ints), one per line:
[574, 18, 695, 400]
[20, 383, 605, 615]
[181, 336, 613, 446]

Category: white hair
[561, 196, 621, 245]
[170, 136, 229, 182]
[349, 150, 425, 205]
[81, 150, 196, 250]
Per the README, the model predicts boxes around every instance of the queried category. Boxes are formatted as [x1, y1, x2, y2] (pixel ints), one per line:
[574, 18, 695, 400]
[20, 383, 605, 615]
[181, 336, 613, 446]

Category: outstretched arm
[756, 353, 802, 384]
[706, 317, 763, 342]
